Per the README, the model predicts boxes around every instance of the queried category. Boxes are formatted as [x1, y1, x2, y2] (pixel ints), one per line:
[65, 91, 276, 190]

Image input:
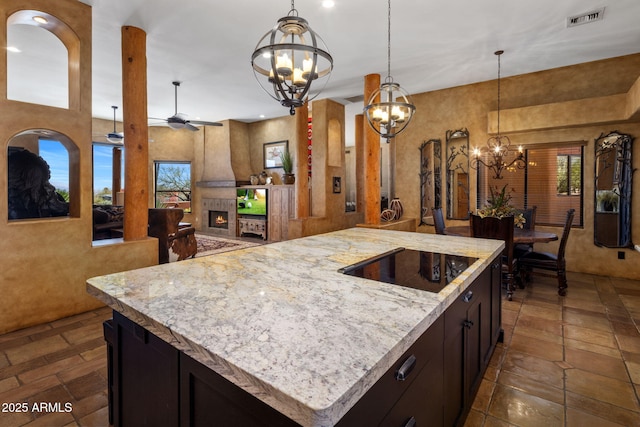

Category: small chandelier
[251, 0, 333, 116]
[364, 0, 415, 142]
[471, 50, 524, 179]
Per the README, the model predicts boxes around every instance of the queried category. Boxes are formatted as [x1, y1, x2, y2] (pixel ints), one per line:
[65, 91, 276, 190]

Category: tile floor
[1, 272, 639, 426]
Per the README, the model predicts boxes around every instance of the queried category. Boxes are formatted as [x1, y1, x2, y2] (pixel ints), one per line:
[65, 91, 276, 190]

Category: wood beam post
[295, 102, 309, 218]
[112, 146, 122, 203]
[354, 114, 365, 213]
[121, 26, 149, 240]
[364, 74, 381, 225]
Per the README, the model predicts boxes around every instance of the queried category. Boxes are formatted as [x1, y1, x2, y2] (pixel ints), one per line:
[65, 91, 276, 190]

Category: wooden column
[121, 26, 149, 240]
[354, 114, 365, 213]
[112, 147, 122, 203]
[295, 102, 309, 218]
[364, 74, 381, 225]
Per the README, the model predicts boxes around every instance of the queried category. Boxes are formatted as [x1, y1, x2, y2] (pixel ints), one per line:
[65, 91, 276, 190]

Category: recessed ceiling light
[7, 46, 21, 53]
[32, 16, 48, 24]
[322, 0, 335, 8]
[259, 114, 265, 118]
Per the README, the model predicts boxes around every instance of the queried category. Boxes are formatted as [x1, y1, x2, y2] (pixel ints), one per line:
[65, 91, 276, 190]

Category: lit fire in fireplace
[215, 215, 228, 225]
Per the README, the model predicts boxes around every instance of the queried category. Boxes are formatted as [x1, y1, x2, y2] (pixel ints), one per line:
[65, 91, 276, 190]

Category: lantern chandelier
[251, 0, 333, 116]
[471, 50, 525, 179]
[363, 0, 415, 142]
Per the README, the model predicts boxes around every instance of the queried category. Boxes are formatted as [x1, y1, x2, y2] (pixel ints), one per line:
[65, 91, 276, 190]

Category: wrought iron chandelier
[471, 50, 525, 179]
[363, 0, 415, 142]
[251, 0, 333, 116]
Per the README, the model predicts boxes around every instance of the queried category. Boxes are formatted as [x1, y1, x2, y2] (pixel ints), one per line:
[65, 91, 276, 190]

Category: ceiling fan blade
[188, 120, 223, 127]
[184, 122, 200, 131]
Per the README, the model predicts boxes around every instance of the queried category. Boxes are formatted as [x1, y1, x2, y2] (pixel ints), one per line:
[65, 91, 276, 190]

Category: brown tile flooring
[1, 273, 640, 426]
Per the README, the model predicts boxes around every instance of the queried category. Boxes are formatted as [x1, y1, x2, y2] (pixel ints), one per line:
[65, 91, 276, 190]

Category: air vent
[567, 7, 605, 27]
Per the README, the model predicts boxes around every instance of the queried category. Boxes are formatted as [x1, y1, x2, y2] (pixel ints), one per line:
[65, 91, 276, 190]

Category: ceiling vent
[567, 7, 605, 27]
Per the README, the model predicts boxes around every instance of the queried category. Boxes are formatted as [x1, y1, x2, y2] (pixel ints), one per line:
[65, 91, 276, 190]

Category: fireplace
[202, 197, 236, 237]
[209, 211, 229, 229]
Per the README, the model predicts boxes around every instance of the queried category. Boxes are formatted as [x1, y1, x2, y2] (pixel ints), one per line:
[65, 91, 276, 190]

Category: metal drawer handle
[395, 354, 417, 381]
[462, 291, 473, 302]
[403, 416, 417, 427]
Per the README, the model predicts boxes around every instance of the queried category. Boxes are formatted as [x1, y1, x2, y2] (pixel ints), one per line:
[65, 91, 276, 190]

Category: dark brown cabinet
[103, 257, 501, 427]
[444, 264, 499, 427]
[109, 311, 180, 427]
[180, 353, 298, 427]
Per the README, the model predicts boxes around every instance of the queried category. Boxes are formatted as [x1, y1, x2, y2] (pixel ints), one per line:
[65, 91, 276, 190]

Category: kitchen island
[87, 227, 504, 427]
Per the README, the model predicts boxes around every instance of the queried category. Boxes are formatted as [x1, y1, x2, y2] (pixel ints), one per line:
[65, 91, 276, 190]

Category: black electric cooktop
[339, 248, 478, 293]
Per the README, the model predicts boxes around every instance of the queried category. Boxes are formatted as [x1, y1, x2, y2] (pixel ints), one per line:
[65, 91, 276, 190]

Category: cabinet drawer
[337, 316, 444, 426]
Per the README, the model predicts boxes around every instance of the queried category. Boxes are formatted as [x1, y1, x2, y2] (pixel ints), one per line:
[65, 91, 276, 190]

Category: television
[237, 188, 267, 216]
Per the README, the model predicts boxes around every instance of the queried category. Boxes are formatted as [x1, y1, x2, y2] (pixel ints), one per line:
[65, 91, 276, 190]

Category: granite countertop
[87, 227, 503, 427]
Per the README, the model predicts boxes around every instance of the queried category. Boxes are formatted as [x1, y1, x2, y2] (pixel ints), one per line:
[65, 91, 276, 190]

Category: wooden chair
[518, 209, 575, 296]
[148, 208, 197, 263]
[471, 214, 516, 300]
[432, 207, 446, 235]
[514, 205, 537, 258]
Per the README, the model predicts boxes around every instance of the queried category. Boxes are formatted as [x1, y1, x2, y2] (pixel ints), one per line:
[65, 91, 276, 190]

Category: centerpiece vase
[389, 198, 404, 220]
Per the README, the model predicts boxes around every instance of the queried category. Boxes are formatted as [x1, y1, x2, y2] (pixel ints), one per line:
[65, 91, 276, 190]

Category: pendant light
[106, 106, 124, 144]
[470, 50, 525, 179]
[251, 0, 333, 116]
[363, 0, 415, 142]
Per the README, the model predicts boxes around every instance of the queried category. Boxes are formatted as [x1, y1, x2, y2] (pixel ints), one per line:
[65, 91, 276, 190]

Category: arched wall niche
[4, 8, 80, 110]
[7, 129, 80, 219]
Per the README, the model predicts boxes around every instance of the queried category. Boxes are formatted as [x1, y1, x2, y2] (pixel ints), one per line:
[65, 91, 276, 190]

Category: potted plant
[477, 184, 525, 228]
[280, 150, 295, 185]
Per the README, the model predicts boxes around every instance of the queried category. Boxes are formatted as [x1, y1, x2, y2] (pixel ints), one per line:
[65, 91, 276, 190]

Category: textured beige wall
[394, 53, 640, 279]
[0, 1, 157, 334]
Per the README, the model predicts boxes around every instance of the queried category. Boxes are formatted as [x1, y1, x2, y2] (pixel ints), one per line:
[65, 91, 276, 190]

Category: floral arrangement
[477, 184, 525, 228]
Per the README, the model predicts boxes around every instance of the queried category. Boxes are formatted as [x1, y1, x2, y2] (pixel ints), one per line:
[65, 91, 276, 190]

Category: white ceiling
[7, 0, 640, 125]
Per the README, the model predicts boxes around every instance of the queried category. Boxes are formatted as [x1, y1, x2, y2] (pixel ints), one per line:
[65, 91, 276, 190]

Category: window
[93, 143, 124, 206]
[556, 154, 581, 196]
[154, 162, 192, 212]
[39, 139, 69, 200]
[477, 143, 583, 227]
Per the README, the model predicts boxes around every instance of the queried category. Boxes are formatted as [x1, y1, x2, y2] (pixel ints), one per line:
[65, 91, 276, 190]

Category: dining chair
[470, 214, 516, 300]
[514, 205, 537, 258]
[432, 207, 446, 235]
[517, 209, 575, 296]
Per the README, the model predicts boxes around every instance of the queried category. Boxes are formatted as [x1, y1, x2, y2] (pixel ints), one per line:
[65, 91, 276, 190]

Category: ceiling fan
[150, 81, 222, 131]
[106, 105, 124, 143]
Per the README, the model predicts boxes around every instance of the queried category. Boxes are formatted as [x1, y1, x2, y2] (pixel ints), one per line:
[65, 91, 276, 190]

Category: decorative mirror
[446, 129, 470, 220]
[419, 138, 441, 225]
[594, 131, 634, 248]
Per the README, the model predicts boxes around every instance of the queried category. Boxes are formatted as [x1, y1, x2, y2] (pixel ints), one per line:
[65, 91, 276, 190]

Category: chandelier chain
[387, 0, 392, 79]
[496, 51, 502, 136]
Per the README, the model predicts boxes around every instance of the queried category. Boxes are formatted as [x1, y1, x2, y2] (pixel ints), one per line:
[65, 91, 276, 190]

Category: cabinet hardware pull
[464, 320, 474, 329]
[402, 416, 417, 427]
[462, 291, 473, 302]
[395, 354, 417, 381]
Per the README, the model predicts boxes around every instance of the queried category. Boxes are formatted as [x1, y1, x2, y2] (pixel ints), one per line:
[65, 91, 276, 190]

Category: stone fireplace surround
[201, 196, 237, 237]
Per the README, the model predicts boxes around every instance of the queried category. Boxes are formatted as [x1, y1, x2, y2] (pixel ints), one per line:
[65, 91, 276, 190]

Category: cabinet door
[180, 353, 299, 427]
[490, 259, 503, 349]
[336, 316, 444, 426]
[112, 312, 179, 427]
[443, 290, 468, 427]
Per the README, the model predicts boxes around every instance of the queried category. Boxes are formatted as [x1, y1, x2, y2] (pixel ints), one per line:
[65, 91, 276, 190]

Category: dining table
[443, 225, 558, 244]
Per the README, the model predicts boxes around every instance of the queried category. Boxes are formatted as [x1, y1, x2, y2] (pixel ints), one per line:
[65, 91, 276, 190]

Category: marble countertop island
[87, 227, 503, 427]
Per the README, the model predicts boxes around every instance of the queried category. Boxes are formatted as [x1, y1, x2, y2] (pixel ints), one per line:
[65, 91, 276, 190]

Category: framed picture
[333, 176, 341, 193]
[263, 140, 288, 169]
